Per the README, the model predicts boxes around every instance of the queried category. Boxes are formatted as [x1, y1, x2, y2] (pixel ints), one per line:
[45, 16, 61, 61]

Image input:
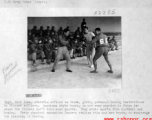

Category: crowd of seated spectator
[27, 25, 87, 65]
[107, 36, 118, 51]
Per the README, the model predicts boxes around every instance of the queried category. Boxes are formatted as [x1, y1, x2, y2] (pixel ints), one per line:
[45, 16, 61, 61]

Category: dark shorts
[93, 46, 109, 60]
[86, 44, 94, 52]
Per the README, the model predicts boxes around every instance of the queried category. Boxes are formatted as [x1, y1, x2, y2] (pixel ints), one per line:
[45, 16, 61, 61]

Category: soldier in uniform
[58, 27, 63, 35]
[45, 26, 51, 37]
[51, 29, 72, 72]
[81, 18, 86, 33]
[31, 26, 38, 36]
[44, 37, 54, 64]
[29, 37, 45, 66]
[38, 26, 44, 36]
[74, 27, 81, 42]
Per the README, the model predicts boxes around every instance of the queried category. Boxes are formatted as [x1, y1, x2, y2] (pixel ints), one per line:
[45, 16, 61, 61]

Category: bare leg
[90, 58, 99, 73]
[93, 58, 97, 72]
[91, 47, 95, 59]
[104, 55, 113, 73]
[90, 47, 95, 67]
[86, 49, 91, 66]
[90, 47, 102, 73]
[70, 49, 74, 58]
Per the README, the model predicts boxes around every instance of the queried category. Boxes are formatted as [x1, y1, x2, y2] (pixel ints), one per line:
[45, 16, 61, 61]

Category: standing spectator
[81, 18, 86, 33]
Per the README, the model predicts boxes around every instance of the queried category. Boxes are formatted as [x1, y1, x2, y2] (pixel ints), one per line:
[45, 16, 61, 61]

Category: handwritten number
[103, 11, 105, 15]
[99, 11, 101, 15]
[94, 9, 116, 15]
[108, 10, 111, 15]
[112, 9, 115, 14]
[94, 11, 97, 15]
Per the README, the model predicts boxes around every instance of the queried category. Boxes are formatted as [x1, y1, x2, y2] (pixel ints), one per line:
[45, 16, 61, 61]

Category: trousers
[52, 46, 71, 69]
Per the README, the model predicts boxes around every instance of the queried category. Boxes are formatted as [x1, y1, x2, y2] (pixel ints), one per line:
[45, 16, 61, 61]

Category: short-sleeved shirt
[84, 32, 95, 44]
[93, 33, 108, 47]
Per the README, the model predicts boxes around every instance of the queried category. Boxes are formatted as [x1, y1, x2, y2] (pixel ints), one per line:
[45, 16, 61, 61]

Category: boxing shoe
[66, 69, 72, 72]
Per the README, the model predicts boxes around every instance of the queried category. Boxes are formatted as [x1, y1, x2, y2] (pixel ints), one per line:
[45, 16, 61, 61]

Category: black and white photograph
[27, 17, 122, 88]
[1, 1, 152, 119]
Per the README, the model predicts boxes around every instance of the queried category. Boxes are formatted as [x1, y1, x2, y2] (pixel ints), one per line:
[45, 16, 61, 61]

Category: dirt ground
[28, 47, 122, 89]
